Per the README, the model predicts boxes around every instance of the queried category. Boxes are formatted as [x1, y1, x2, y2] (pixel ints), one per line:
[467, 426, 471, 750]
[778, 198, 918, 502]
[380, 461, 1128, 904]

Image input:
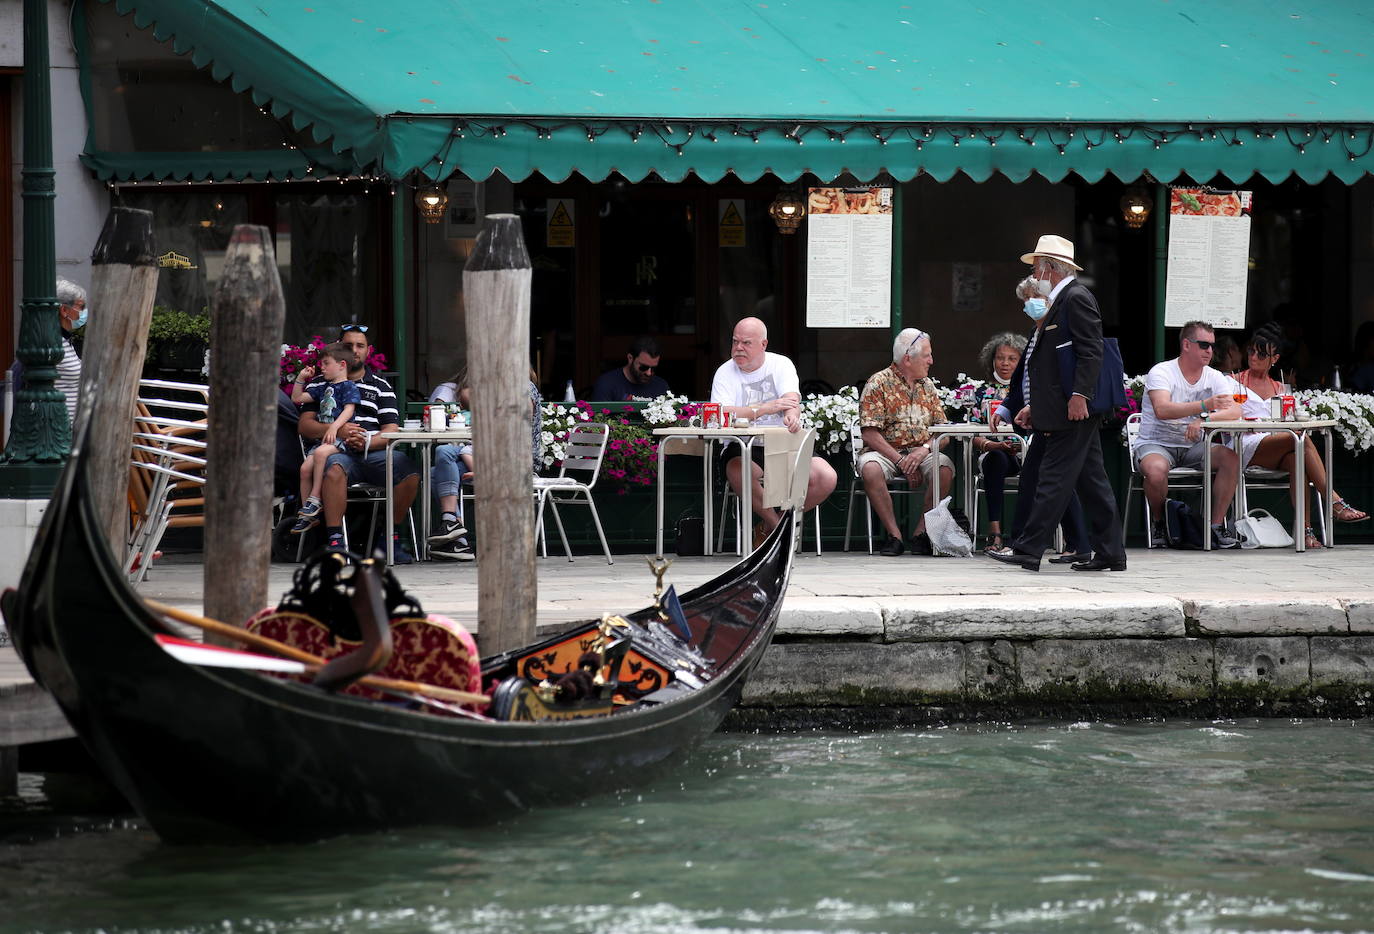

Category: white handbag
[1234, 508, 1294, 548]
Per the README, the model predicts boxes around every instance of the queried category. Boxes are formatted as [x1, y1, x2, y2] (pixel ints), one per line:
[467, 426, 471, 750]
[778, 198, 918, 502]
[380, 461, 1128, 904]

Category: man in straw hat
[986, 235, 1126, 572]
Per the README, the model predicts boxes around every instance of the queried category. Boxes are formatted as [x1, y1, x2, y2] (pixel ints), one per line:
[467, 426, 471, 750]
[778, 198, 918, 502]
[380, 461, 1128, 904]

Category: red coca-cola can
[703, 402, 722, 429]
[1280, 394, 1296, 421]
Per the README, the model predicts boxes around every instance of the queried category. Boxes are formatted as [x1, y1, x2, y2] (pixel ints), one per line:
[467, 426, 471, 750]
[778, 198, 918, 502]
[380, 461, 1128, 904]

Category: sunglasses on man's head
[1189, 338, 1215, 350]
[635, 363, 657, 374]
[906, 331, 929, 355]
[340, 324, 369, 334]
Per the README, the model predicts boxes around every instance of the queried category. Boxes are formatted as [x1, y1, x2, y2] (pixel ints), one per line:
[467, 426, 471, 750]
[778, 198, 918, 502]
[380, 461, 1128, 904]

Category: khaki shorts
[1133, 439, 1228, 472]
[856, 448, 955, 484]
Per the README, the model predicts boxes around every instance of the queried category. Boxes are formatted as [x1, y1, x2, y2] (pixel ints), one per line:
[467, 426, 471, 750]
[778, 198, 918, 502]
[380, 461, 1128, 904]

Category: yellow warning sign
[718, 199, 746, 247]
[547, 198, 575, 247]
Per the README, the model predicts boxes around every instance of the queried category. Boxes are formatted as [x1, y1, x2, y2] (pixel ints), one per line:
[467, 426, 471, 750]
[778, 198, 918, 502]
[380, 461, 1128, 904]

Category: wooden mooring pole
[204, 225, 285, 634]
[77, 206, 158, 549]
[464, 214, 536, 655]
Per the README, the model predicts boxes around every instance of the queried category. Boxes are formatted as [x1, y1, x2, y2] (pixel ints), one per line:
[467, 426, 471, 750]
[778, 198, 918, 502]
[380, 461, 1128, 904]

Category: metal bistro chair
[1122, 412, 1209, 547]
[289, 436, 420, 559]
[969, 432, 1064, 553]
[1237, 449, 1329, 546]
[127, 416, 208, 583]
[842, 423, 927, 554]
[534, 422, 614, 565]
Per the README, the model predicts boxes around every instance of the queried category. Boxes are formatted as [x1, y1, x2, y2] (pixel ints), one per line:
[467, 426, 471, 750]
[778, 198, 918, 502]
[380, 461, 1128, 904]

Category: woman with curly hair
[969, 331, 1026, 551]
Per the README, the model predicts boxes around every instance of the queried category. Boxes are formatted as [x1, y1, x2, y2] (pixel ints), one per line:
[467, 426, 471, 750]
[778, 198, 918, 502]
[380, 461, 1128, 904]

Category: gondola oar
[143, 599, 488, 707]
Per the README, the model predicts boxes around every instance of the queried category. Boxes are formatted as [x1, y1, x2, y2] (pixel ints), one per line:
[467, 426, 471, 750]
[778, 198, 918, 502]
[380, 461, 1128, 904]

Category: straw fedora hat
[1020, 234, 1083, 271]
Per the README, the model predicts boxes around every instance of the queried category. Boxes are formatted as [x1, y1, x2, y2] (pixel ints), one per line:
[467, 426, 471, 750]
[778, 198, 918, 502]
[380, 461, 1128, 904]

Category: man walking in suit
[986, 235, 1126, 572]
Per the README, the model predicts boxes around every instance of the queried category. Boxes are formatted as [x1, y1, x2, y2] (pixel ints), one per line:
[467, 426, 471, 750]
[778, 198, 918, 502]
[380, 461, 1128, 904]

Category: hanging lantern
[1120, 188, 1153, 228]
[415, 184, 448, 224]
[768, 187, 806, 234]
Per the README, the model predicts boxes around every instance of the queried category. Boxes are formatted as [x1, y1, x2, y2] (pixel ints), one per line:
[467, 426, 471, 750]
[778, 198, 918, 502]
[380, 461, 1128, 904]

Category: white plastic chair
[534, 422, 613, 564]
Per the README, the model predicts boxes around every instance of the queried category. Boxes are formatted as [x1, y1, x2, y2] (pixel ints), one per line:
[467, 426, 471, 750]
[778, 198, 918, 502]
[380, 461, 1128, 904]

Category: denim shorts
[324, 446, 419, 485]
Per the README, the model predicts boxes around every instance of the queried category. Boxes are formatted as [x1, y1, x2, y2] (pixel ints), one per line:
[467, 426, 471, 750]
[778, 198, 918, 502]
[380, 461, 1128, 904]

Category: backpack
[1163, 498, 1205, 550]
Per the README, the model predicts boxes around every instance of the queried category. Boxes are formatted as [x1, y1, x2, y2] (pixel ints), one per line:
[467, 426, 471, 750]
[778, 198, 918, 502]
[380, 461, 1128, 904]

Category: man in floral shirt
[858, 328, 955, 556]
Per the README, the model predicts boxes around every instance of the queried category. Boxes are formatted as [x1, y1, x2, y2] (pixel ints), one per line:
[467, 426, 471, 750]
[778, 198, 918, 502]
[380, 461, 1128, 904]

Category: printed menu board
[1164, 189, 1253, 330]
[805, 187, 893, 328]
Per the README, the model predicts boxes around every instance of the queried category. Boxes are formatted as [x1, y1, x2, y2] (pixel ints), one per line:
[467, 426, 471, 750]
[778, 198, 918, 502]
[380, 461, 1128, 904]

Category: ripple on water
[2, 719, 1374, 933]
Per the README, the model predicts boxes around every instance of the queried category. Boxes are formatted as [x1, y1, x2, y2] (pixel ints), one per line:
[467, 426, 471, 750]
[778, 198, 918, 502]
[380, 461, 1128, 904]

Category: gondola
[1, 426, 799, 844]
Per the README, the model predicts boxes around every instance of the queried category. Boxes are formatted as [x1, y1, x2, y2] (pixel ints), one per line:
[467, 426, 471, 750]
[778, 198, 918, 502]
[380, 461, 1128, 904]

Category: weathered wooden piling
[77, 206, 158, 549]
[464, 214, 536, 655]
[204, 225, 285, 632]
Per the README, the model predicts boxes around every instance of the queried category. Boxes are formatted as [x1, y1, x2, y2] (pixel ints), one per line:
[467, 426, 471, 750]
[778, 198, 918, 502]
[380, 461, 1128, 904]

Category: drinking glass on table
[1232, 389, 1249, 405]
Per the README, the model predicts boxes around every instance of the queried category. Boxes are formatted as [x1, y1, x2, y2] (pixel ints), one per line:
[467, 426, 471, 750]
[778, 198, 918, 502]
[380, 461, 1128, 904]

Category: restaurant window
[81, 0, 309, 154]
[115, 189, 248, 317]
[116, 186, 383, 346]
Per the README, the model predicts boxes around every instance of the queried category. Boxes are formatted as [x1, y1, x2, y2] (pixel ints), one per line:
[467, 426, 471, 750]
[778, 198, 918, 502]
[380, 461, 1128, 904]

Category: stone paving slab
[1188, 596, 1350, 636]
[883, 594, 1186, 641]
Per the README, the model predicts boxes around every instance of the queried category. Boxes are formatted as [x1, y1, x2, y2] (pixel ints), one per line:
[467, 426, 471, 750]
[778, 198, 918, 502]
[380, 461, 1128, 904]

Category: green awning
[92, 0, 1374, 184]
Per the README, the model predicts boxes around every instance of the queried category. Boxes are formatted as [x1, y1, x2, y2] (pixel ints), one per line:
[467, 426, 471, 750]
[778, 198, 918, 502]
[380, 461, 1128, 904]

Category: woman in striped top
[55, 278, 88, 428]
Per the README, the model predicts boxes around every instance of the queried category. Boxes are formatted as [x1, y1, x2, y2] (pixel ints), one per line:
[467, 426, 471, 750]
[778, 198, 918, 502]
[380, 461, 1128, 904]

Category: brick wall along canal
[3, 719, 1374, 932]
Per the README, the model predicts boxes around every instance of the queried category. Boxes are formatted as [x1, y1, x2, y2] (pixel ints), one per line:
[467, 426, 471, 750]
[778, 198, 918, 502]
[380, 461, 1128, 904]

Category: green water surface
[3, 719, 1374, 933]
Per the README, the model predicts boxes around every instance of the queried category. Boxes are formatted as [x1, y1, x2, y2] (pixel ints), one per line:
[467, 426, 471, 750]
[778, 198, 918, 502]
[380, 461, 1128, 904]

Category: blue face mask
[1023, 297, 1048, 321]
[73, 308, 88, 329]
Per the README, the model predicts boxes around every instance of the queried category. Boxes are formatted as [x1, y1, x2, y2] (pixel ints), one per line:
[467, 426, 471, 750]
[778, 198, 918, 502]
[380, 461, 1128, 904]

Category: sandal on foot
[1333, 498, 1368, 523]
[982, 533, 1004, 554]
[1304, 527, 1324, 549]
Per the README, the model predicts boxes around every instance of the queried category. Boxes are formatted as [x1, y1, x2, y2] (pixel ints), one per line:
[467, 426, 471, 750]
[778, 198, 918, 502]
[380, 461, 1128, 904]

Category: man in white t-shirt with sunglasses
[1137, 320, 1244, 548]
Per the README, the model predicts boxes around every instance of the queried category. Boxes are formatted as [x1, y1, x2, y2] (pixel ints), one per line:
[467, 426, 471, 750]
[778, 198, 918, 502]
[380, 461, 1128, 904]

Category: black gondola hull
[6, 429, 793, 843]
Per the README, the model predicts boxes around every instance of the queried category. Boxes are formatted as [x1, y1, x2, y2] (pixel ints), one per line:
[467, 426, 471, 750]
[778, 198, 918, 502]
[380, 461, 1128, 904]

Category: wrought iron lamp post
[0, 0, 66, 493]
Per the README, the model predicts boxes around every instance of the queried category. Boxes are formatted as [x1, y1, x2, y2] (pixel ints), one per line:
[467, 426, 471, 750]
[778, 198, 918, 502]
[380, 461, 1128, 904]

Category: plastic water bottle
[563, 379, 576, 403]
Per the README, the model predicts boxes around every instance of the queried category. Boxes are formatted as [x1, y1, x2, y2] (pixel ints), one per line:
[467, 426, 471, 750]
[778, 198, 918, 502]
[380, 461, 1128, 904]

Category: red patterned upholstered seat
[244, 609, 484, 711]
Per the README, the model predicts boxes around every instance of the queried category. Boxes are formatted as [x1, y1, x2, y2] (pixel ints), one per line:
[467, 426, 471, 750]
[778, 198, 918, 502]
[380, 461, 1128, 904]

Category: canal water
[3, 719, 1374, 933]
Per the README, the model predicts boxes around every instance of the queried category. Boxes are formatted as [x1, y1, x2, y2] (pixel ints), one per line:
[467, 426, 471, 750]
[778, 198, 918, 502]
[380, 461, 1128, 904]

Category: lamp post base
[0, 462, 61, 593]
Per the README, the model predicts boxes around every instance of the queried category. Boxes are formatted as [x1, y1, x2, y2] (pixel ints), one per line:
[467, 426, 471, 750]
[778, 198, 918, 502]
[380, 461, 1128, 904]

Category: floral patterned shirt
[859, 365, 947, 453]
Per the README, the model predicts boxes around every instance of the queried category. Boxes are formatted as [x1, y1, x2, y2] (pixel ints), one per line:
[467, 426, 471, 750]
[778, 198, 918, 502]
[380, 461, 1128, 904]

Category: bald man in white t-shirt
[711, 317, 837, 546]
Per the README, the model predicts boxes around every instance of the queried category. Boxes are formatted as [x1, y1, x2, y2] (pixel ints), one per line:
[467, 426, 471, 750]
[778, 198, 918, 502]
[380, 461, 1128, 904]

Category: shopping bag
[1234, 508, 1294, 548]
[924, 496, 973, 557]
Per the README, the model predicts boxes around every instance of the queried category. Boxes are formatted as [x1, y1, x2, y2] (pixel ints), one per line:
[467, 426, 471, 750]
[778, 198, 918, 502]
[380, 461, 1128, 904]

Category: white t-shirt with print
[1140, 359, 1238, 448]
[710, 352, 799, 427]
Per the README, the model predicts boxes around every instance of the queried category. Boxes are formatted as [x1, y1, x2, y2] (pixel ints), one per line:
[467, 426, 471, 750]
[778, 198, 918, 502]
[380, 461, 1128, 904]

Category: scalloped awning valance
[86, 0, 1374, 185]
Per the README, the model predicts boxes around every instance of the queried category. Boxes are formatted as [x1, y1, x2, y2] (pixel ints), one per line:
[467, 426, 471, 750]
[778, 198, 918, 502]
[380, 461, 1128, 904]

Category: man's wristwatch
[1199, 409, 1210, 421]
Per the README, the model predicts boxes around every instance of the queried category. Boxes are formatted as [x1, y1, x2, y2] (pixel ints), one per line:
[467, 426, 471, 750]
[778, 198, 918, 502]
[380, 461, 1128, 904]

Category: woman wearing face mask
[986, 276, 1092, 562]
[54, 278, 89, 429]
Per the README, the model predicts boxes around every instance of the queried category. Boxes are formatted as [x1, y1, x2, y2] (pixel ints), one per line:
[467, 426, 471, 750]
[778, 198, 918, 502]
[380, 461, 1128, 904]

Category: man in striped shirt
[296, 324, 419, 561]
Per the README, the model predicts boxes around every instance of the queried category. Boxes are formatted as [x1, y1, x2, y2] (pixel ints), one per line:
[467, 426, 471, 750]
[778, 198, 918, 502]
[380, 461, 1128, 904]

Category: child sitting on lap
[290, 342, 361, 534]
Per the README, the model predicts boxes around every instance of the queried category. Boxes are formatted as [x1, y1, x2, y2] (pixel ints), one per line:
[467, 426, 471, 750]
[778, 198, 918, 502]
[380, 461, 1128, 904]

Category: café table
[925, 422, 1007, 529]
[1200, 417, 1335, 553]
[380, 425, 473, 565]
[652, 425, 775, 559]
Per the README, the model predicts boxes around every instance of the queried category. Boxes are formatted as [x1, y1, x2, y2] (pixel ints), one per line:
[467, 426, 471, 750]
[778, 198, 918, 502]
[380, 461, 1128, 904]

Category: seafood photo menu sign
[805, 187, 892, 327]
[1164, 188, 1253, 330]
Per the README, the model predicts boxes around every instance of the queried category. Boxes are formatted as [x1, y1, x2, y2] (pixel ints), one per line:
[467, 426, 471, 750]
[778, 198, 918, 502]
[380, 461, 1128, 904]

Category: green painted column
[1153, 182, 1169, 363]
[0, 0, 66, 495]
[391, 187, 408, 404]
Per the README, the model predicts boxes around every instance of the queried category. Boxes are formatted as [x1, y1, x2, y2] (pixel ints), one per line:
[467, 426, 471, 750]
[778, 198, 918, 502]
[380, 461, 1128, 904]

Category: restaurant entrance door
[516, 175, 796, 401]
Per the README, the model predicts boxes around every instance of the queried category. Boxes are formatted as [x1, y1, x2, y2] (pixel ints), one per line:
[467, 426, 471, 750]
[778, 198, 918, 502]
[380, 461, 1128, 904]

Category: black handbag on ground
[675, 516, 704, 556]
